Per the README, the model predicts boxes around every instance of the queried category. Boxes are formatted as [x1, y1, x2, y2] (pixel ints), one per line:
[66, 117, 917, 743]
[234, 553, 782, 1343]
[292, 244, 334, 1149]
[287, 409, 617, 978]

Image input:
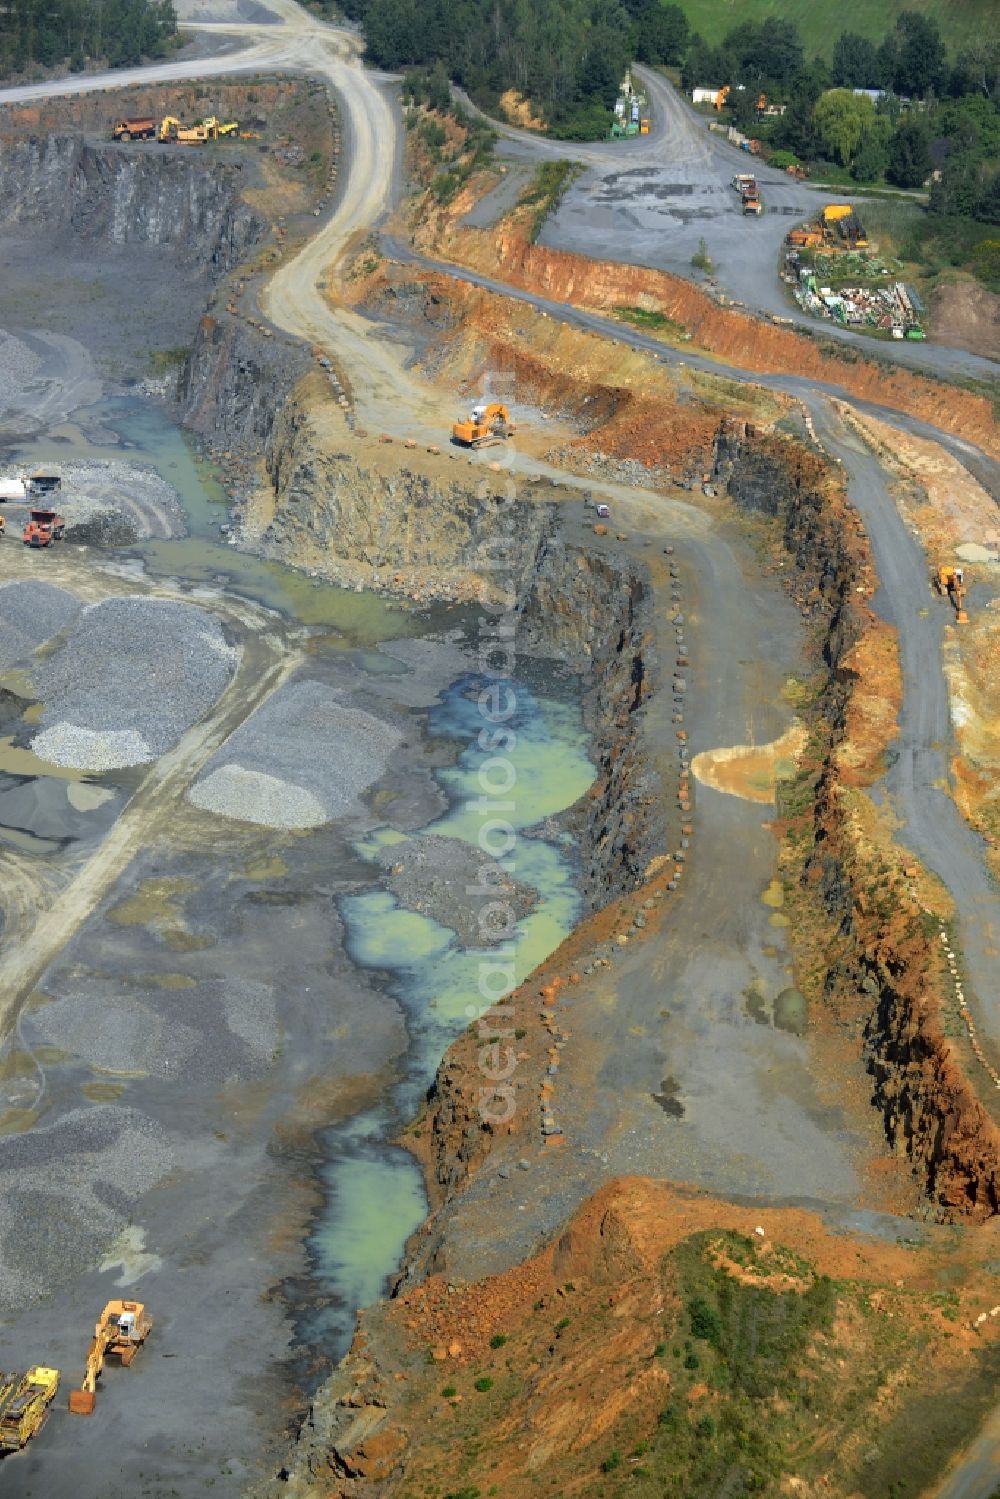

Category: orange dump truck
[111, 117, 156, 141]
[23, 509, 65, 547]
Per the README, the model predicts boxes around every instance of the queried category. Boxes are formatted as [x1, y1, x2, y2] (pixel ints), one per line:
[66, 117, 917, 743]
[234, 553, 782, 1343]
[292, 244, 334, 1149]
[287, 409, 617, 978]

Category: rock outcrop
[0, 136, 262, 269]
[180, 311, 308, 451]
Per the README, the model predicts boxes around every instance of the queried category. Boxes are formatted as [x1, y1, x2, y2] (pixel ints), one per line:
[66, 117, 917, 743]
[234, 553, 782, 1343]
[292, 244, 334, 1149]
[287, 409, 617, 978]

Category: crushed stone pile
[190, 678, 403, 828]
[0, 330, 42, 410]
[59, 459, 186, 542]
[29, 595, 237, 770]
[0, 580, 82, 669]
[35, 975, 278, 1084]
[380, 834, 536, 948]
[0, 1105, 174, 1310]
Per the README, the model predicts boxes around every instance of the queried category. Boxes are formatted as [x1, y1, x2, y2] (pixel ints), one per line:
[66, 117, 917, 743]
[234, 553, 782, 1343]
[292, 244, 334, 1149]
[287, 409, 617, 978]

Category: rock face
[180, 312, 308, 452]
[256, 380, 561, 602]
[716, 417, 1000, 1221]
[519, 531, 661, 907]
[0, 136, 261, 270]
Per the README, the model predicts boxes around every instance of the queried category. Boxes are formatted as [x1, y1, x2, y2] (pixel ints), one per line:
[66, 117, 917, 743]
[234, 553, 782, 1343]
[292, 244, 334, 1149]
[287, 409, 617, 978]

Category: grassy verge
[674, 0, 993, 56]
[517, 160, 583, 243]
[611, 305, 687, 340]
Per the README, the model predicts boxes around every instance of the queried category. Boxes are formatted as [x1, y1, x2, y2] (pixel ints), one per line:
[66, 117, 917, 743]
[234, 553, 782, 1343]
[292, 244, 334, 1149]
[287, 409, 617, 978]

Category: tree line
[342, 0, 689, 138]
[0, 0, 177, 77]
[686, 15, 999, 221]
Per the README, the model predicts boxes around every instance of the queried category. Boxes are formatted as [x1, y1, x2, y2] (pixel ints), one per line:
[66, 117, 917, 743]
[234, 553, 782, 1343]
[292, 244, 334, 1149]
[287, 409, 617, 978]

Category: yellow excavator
[205, 115, 240, 137]
[0, 1367, 59, 1451]
[452, 402, 516, 448]
[934, 565, 969, 623]
[159, 115, 239, 144]
[68, 1300, 152, 1415]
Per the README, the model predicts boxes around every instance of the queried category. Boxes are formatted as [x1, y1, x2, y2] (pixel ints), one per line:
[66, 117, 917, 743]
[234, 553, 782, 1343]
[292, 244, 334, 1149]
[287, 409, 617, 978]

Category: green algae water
[309, 674, 593, 1344]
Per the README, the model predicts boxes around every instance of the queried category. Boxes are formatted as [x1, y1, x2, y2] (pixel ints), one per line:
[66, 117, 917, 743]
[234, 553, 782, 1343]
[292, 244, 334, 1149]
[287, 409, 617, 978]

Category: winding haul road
[2, 7, 1000, 1490]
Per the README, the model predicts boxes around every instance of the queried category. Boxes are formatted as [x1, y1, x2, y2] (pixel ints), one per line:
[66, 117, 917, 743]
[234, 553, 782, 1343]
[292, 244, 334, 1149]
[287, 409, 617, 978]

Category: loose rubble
[0, 580, 82, 668]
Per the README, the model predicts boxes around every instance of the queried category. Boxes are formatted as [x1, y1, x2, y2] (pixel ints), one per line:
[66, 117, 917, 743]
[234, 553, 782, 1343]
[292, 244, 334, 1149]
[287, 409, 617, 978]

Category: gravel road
[30, 595, 238, 769]
[466, 65, 997, 381]
[807, 400, 1000, 1050]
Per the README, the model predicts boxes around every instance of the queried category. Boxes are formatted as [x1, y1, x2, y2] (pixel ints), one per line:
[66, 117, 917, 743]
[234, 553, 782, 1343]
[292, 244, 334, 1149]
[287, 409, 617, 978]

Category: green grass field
[675, 0, 994, 58]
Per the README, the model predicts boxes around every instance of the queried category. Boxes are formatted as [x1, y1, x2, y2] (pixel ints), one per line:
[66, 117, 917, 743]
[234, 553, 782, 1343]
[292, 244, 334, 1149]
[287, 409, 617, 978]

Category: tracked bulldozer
[0, 1368, 59, 1451]
[452, 402, 516, 448]
[68, 1301, 152, 1416]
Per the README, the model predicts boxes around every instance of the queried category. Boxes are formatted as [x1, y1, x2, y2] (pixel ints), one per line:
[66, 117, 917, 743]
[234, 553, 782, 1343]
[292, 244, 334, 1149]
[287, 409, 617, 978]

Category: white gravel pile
[30, 724, 152, 770]
[191, 765, 328, 829]
[189, 678, 403, 828]
[0, 580, 82, 668]
[29, 595, 237, 770]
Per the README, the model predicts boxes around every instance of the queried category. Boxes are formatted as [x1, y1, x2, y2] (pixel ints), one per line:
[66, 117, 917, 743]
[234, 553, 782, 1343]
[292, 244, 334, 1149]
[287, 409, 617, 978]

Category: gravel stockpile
[0, 1106, 174, 1309]
[381, 835, 536, 947]
[29, 595, 237, 770]
[34, 976, 279, 1085]
[59, 459, 186, 542]
[190, 678, 403, 828]
[0, 580, 82, 668]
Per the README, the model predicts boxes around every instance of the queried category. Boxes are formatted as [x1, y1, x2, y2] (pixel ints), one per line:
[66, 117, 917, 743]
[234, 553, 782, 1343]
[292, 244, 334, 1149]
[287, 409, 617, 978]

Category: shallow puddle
[691, 722, 807, 804]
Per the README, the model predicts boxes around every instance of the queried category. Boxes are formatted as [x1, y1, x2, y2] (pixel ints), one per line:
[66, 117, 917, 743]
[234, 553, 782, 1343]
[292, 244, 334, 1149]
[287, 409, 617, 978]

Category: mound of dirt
[274, 1178, 1000, 1499]
[930, 279, 1000, 363]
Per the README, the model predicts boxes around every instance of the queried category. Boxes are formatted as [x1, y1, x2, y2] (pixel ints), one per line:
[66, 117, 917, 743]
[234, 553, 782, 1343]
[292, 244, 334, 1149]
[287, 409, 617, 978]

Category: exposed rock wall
[0, 136, 261, 269]
[254, 377, 557, 602]
[180, 312, 308, 451]
[715, 417, 1000, 1220]
[519, 533, 662, 905]
[447, 227, 1000, 464]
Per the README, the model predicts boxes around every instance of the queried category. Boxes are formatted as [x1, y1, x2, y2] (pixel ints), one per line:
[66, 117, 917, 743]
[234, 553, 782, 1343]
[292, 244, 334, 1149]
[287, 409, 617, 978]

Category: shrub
[474, 1376, 493, 1392]
[489, 1334, 507, 1349]
[600, 1450, 622, 1473]
[689, 1294, 723, 1346]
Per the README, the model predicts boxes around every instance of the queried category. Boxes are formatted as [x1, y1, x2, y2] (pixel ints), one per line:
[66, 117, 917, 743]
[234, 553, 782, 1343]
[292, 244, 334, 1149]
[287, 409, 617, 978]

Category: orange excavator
[68, 1301, 152, 1415]
[934, 565, 969, 623]
[452, 402, 516, 448]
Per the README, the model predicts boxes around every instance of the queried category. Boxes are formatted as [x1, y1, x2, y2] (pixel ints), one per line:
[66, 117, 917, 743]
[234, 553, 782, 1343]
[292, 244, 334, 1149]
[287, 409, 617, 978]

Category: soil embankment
[443, 227, 1000, 464]
[268, 1177, 1000, 1499]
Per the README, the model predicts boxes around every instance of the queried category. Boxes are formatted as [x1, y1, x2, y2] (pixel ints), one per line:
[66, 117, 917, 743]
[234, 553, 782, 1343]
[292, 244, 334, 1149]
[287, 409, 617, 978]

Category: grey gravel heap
[0, 580, 82, 669]
[34, 975, 278, 1084]
[29, 595, 237, 770]
[380, 834, 536, 948]
[190, 677, 403, 829]
[0, 1106, 174, 1310]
